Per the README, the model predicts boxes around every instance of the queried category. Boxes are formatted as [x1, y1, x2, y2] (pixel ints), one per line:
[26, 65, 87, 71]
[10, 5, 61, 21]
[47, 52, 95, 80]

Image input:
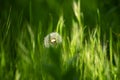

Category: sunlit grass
[0, 0, 119, 80]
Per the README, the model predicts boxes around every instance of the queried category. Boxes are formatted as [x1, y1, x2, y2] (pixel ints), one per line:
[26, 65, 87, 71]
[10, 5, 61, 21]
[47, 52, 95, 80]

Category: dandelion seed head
[44, 32, 62, 48]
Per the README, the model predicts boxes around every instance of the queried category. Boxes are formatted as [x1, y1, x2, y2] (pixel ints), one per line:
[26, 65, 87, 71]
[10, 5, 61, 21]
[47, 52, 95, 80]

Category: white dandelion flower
[44, 32, 62, 48]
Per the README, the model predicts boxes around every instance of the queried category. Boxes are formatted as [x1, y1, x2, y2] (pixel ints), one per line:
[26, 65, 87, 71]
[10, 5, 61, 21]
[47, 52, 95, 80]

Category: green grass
[0, 0, 120, 80]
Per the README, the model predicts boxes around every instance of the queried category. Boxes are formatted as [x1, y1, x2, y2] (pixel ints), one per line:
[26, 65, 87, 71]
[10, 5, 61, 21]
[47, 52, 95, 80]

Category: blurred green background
[0, 0, 120, 33]
[0, 0, 120, 80]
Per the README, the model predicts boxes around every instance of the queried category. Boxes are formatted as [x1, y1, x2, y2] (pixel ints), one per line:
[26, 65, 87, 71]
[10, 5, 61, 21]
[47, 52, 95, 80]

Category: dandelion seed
[44, 32, 62, 48]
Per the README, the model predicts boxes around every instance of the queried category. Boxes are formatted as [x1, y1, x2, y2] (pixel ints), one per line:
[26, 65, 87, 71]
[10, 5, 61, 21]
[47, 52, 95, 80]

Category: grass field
[0, 0, 120, 80]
